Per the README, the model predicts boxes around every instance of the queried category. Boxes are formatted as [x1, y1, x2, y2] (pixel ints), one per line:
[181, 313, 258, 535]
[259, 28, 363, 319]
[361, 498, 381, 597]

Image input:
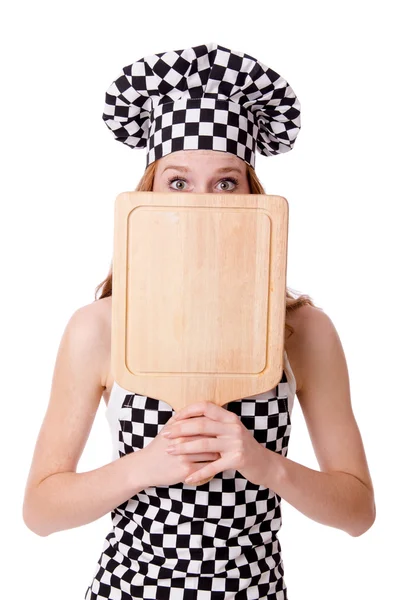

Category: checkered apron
[84, 370, 292, 600]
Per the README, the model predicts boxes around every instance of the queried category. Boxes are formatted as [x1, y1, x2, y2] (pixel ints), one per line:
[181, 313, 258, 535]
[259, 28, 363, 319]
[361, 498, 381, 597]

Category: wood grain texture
[112, 191, 288, 411]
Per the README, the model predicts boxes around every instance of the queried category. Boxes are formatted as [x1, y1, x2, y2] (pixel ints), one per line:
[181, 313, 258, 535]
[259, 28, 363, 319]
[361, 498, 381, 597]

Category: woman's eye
[217, 178, 238, 191]
[168, 178, 187, 190]
[167, 176, 238, 191]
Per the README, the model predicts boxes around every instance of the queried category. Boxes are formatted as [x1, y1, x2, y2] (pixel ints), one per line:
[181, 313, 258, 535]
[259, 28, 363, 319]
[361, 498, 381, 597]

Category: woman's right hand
[141, 414, 220, 487]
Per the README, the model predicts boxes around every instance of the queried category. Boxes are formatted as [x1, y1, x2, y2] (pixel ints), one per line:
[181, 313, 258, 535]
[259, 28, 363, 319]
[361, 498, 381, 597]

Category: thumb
[162, 413, 177, 431]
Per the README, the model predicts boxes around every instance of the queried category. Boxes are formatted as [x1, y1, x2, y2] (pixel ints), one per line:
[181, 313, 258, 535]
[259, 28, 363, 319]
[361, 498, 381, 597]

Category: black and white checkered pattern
[102, 43, 301, 169]
[84, 371, 292, 599]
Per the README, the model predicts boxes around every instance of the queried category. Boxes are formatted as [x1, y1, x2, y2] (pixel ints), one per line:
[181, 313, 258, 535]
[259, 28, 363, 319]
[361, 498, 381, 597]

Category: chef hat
[102, 42, 301, 169]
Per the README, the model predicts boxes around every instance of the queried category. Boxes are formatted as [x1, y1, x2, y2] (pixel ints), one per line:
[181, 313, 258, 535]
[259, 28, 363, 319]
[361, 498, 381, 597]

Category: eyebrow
[161, 165, 244, 175]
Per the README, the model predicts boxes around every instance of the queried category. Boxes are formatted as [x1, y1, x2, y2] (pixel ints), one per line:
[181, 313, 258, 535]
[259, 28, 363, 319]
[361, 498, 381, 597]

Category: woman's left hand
[162, 400, 269, 485]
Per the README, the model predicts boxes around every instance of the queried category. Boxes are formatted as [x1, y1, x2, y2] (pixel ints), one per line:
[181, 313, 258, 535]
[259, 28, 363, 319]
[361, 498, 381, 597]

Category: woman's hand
[162, 401, 268, 486]
[140, 413, 222, 488]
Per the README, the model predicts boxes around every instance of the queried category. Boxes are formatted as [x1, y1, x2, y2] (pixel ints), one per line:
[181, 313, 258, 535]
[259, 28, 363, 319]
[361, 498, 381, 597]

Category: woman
[22, 43, 376, 599]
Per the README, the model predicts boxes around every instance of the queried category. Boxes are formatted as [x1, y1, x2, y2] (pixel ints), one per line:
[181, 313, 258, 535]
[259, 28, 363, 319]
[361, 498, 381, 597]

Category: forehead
[157, 150, 245, 171]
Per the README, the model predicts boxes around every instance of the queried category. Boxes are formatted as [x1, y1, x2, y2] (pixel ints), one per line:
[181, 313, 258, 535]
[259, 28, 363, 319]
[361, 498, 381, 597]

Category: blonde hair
[95, 159, 318, 336]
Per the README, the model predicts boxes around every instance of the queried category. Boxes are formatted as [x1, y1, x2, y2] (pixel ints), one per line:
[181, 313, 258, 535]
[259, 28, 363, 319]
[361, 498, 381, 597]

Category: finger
[160, 414, 178, 434]
[185, 456, 229, 484]
[173, 401, 236, 424]
[164, 416, 229, 439]
[166, 438, 221, 454]
[189, 453, 220, 462]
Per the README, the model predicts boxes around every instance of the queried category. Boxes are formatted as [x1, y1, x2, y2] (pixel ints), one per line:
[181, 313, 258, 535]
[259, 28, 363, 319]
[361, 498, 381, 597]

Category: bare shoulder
[85, 295, 112, 330]
[80, 294, 111, 321]
[70, 296, 112, 389]
[285, 303, 339, 394]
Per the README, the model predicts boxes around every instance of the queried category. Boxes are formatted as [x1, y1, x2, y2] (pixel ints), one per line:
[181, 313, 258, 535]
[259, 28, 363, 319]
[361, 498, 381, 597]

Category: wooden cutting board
[111, 191, 289, 409]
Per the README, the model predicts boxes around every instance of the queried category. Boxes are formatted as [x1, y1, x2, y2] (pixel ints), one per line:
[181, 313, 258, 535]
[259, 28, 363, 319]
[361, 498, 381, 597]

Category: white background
[1, 1, 395, 598]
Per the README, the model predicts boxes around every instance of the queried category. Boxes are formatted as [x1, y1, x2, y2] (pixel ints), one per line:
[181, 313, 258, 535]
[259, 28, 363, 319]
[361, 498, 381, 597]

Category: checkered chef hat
[102, 42, 301, 169]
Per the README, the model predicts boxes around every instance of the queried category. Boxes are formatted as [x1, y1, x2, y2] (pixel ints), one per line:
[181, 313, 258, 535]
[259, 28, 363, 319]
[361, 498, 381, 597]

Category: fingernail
[162, 430, 171, 437]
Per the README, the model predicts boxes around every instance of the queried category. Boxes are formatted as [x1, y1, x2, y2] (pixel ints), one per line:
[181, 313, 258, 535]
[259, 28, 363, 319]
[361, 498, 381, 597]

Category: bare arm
[22, 301, 151, 537]
[25, 453, 150, 537]
[256, 306, 376, 537]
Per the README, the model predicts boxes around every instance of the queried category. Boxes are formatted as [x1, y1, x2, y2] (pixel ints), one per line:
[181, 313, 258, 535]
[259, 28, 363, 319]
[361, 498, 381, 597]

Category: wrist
[124, 448, 152, 493]
[252, 445, 285, 489]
